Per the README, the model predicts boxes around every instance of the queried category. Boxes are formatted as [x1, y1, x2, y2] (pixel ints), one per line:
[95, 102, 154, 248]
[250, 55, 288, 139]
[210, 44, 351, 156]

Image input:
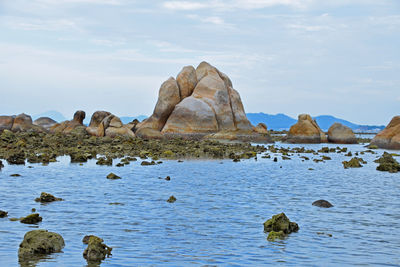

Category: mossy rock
[342, 157, 363, 169]
[35, 192, 63, 203]
[368, 145, 378, 149]
[96, 157, 113, 166]
[106, 173, 121, 180]
[167, 195, 177, 203]
[0, 159, 3, 170]
[6, 151, 25, 165]
[18, 230, 65, 260]
[163, 150, 175, 158]
[267, 230, 286, 241]
[141, 160, 155, 166]
[83, 235, 112, 262]
[20, 213, 42, 224]
[263, 213, 299, 236]
[374, 152, 400, 173]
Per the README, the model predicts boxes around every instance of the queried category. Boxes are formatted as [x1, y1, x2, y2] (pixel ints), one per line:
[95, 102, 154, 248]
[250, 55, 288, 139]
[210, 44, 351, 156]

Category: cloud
[4, 16, 83, 32]
[287, 23, 332, 32]
[162, 1, 208, 10]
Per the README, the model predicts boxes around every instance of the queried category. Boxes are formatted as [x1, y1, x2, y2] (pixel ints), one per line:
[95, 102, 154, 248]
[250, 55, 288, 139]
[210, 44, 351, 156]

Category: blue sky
[0, 0, 399, 125]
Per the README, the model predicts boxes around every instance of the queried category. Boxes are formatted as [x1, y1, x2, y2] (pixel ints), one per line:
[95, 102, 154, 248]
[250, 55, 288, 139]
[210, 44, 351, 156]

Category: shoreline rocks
[284, 114, 327, 143]
[86, 111, 135, 138]
[370, 116, 400, 150]
[327, 123, 357, 144]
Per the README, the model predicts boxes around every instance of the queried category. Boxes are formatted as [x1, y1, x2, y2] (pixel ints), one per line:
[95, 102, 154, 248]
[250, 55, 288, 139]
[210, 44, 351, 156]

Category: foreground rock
[18, 230, 64, 260]
[136, 62, 272, 143]
[33, 117, 57, 130]
[370, 116, 400, 150]
[312, 200, 333, 208]
[83, 235, 112, 263]
[327, 123, 357, 144]
[374, 152, 400, 173]
[263, 213, 299, 241]
[50, 110, 86, 134]
[35, 192, 63, 203]
[86, 111, 135, 138]
[285, 114, 327, 143]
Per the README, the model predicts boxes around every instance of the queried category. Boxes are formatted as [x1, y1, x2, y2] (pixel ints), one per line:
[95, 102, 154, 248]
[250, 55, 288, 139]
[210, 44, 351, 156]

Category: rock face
[50, 110, 86, 134]
[263, 213, 299, 241]
[86, 111, 135, 138]
[370, 116, 400, 150]
[18, 230, 65, 260]
[136, 62, 271, 142]
[33, 117, 58, 130]
[327, 123, 357, 144]
[285, 114, 327, 143]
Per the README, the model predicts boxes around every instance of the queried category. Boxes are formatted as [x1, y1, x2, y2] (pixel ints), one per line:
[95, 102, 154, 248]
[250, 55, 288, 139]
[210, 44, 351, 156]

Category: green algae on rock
[83, 235, 112, 263]
[374, 152, 400, 173]
[106, 173, 121, 180]
[18, 230, 65, 260]
[20, 213, 42, 224]
[35, 192, 63, 203]
[167, 195, 177, 203]
[342, 157, 365, 169]
[263, 213, 299, 241]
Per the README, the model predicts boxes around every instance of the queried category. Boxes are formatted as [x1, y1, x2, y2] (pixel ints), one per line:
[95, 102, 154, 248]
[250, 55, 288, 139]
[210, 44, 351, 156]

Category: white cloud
[4, 16, 83, 32]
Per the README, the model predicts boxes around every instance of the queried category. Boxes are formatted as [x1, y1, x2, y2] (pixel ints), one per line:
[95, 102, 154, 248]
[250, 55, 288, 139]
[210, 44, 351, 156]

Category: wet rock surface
[342, 157, 365, 168]
[83, 235, 112, 263]
[370, 116, 400, 150]
[107, 173, 121, 179]
[263, 213, 299, 241]
[18, 230, 64, 260]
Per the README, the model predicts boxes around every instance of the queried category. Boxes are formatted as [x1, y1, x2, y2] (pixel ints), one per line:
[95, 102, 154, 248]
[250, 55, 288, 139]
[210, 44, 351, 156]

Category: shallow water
[0, 142, 400, 266]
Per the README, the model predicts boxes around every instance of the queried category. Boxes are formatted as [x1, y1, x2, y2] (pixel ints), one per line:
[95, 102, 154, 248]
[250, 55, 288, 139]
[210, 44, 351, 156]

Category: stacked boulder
[136, 62, 271, 142]
[327, 123, 357, 144]
[0, 114, 45, 133]
[86, 111, 135, 138]
[50, 110, 86, 134]
[284, 114, 327, 143]
[370, 116, 400, 150]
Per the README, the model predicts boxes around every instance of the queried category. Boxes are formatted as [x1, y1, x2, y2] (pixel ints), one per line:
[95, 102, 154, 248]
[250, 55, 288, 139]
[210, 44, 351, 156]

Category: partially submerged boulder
[285, 114, 327, 143]
[136, 62, 272, 143]
[0, 210, 8, 218]
[83, 235, 112, 263]
[20, 213, 42, 224]
[312, 199, 333, 208]
[35, 192, 63, 203]
[342, 157, 365, 169]
[33, 117, 57, 130]
[86, 111, 135, 138]
[263, 213, 299, 241]
[374, 152, 400, 173]
[50, 110, 85, 134]
[327, 123, 357, 144]
[370, 116, 400, 150]
[18, 230, 64, 260]
[106, 173, 121, 180]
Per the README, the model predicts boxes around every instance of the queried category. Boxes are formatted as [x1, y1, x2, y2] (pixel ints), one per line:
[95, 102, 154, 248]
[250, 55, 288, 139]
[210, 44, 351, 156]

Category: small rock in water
[83, 235, 112, 263]
[35, 192, 63, 203]
[108, 202, 124, 206]
[20, 213, 42, 224]
[165, 176, 171, 181]
[141, 160, 156, 166]
[0, 210, 8, 218]
[96, 157, 113, 166]
[106, 173, 121, 180]
[312, 199, 333, 208]
[10, 173, 21, 177]
[375, 152, 400, 173]
[263, 212, 299, 241]
[317, 232, 333, 237]
[342, 157, 364, 169]
[167, 196, 177, 203]
[18, 230, 65, 260]
[0, 159, 3, 170]
[116, 163, 124, 167]
[273, 157, 278, 162]
[31, 208, 36, 212]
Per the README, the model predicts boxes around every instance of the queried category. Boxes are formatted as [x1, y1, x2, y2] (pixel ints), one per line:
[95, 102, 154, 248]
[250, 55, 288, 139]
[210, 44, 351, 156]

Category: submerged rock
[312, 200, 333, 208]
[167, 195, 177, 203]
[18, 230, 64, 260]
[263, 213, 299, 241]
[375, 152, 400, 173]
[285, 114, 327, 143]
[0, 210, 8, 218]
[327, 123, 357, 144]
[20, 213, 42, 224]
[106, 173, 121, 180]
[370, 116, 400, 150]
[141, 160, 156, 166]
[83, 235, 112, 262]
[342, 157, 365, 169]
[35, 192, 63, 203]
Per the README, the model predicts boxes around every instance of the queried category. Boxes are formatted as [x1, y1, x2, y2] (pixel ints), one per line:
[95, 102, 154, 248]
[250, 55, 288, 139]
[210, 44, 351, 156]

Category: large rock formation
[285, 114, 327, 143]
[327, 123, 357, 144]
[50, 110, 86, 134]
[136, 62, 271, 142]
[0, 114, 45, 133]
[0, 116, 15, 132]
[370, 116, 400, 150]
[33, 117, 58, 130]
[86, 111, 135, 138]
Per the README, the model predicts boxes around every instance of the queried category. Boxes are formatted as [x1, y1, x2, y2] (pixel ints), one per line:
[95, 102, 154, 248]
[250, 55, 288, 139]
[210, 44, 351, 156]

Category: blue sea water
[0, 142, 399, 266]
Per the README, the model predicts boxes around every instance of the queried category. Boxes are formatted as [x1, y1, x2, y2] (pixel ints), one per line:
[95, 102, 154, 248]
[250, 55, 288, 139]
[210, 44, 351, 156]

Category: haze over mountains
[32, 110, 385, 133]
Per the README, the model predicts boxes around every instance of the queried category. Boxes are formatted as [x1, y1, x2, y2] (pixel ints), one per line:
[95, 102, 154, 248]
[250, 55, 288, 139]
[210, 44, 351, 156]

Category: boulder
[0, 210, 8, 218]
[312, 199, 333, 208]
[327, 123, 357, 144]
[176, 66, 197, 99]
[374, 152, 400, 173]
[83, 235, 112, 262]
[50, 110, 85, 134]
[254, 123, 268, 134]
[370, 116, 400, 150]
[10, 114, 45, 132]
[35, 192, 63, 203]
[18, 230, 65, 260]
[33, 117, 57, 130]
[86, 111, 111, 136]
[135, 127, 164, 140]
[20, 213, 42, 224]
[86, 112, 135, 138]
[263, 213, 299, 241]
[285, 114, 327, 143]
[0, 116, 15, 132]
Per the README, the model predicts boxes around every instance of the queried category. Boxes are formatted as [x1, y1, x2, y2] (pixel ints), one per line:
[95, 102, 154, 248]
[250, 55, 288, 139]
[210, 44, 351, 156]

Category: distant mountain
[32, 110, 66, 123]
[246, 113, 385, 133]
[120, 115, 147, 124]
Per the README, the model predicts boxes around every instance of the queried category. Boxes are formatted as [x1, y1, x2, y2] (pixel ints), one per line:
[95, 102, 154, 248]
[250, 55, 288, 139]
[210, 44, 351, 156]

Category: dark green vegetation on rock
[35, 192, 63, 203]
[20, 213, 42, 224]
[342, 157, 366, 169]
[167, 195, 177, 203]
[18, 230, 64, 260]
[83, 235, 112, 263]
[263, 213, 299, 241]
[374, 152, 400, 173]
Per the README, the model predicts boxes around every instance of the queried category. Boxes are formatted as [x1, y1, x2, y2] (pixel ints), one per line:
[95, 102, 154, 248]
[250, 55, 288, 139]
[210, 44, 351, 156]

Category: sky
[0, 0, 399, 125]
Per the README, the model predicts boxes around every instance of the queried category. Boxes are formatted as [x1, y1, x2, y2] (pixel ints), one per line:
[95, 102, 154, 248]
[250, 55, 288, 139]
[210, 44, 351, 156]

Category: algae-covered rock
[342, 157, 364, 169]
[312, 199, 333, 208]
[375, 152, 400, 173]
[96, 157, 113, 166]
[35, 192, 63, 203]
[0, 210, 8, 218]
[6, 151, 25, 165]
[263, 213, 299, 241]
[141, 160, 156, 166]
[83, 235, 112, 263]
[20, 213, 42, 224]
[267, 231, 286, 241]
[18, 230, 65, 260]
[167, 195, 177, 203]
[0, 159, 3, 170]
[106, 173, 121, 180]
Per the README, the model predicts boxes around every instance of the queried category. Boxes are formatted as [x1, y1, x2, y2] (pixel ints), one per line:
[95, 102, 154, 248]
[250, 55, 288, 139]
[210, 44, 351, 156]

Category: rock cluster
[136, 62, 272, 142]
[86, 111, 135, 138]
[374, 152, 400, 173]
[327, 123, 357, 144]
[18, 230, 64, 260]
[285, 114, 327, 143]
[263, 212, 299, 241]
[50, 110, 86, 134]
[0, 114, 45, 133]
[370, 116, 400, 150]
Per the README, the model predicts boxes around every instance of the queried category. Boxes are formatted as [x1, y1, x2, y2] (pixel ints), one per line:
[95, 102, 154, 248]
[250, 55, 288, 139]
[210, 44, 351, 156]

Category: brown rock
[86, 111, 111, 136]
[11, 114, 45, 132]
[285, 114, 327, 143]
[370, 116, 400, 150]
[254, 123, 268, 134]
[33, 117, 57, 130]
[0, 116, 15, 132]
[50, 110, 85, 134]
[327, 123, 357, 144]
[135, 127, 163, 140]
[176, 66, 197, 99]
[105, 126, 135, 138]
